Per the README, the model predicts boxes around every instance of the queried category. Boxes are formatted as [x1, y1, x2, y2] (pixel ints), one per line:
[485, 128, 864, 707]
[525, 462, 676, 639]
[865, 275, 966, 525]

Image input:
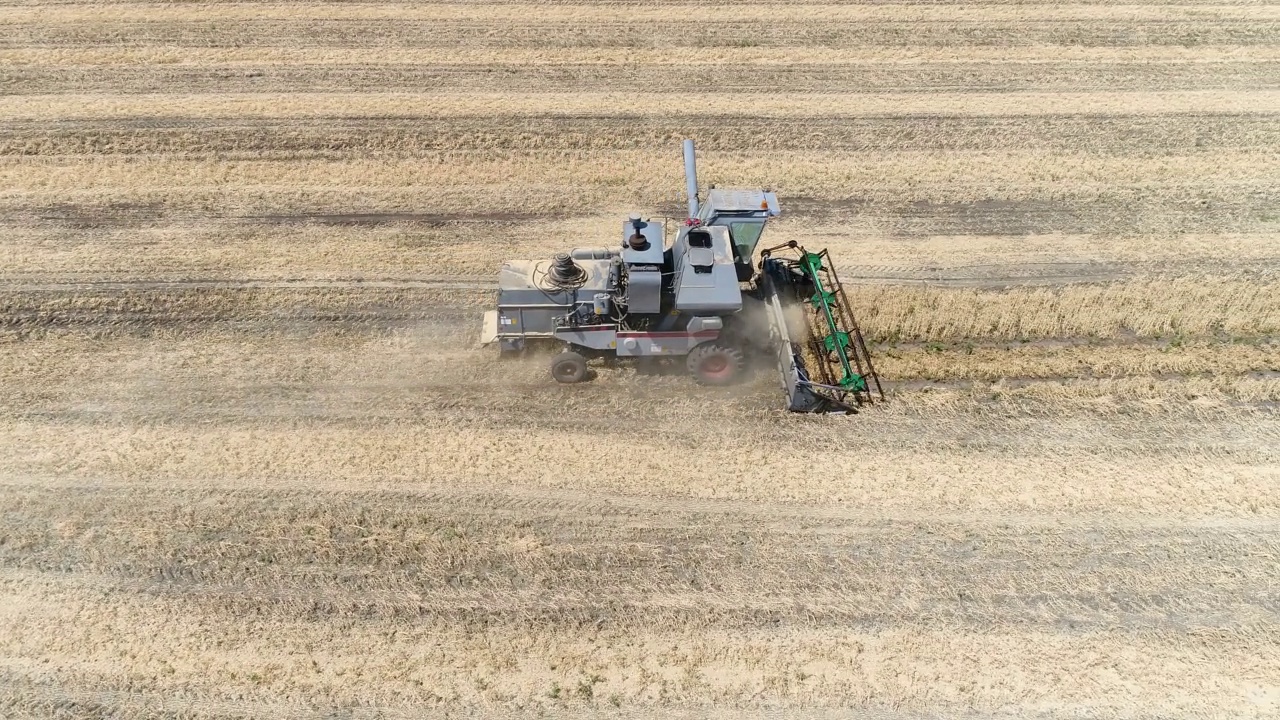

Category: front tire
[550, 351, 589, 384]
[687, 343, 745, 386]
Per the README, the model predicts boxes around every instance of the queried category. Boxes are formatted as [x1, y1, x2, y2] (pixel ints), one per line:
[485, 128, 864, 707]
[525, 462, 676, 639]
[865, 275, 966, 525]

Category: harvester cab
[681, 140, 780, 282]
[480, 140, 883, 413]
[697, 189, 780, 281]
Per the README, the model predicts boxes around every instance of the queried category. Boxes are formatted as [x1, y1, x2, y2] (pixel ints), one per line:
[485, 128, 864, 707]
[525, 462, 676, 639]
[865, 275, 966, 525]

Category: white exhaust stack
[683, 139, 699, 219]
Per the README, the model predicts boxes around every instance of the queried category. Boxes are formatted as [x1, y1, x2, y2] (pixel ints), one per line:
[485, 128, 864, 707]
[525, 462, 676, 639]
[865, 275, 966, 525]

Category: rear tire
[550, 351, 589, 384]
[687, 343, 745, 386]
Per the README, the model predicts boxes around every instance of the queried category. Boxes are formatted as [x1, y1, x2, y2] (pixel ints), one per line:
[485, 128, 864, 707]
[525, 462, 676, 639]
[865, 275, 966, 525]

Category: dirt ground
[2, 0, 1279, 718]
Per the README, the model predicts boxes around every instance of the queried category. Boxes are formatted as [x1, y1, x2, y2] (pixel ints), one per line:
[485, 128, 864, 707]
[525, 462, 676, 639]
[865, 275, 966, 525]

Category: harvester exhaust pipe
[683, 139, 699, 219]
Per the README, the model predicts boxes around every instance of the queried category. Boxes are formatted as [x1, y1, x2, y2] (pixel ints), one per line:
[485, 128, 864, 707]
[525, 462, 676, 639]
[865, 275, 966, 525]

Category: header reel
[759, 242, 884, 413]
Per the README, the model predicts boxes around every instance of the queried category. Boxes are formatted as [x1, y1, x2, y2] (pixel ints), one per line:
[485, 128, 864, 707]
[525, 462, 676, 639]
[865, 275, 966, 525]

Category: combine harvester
[480, 140, 883, 413]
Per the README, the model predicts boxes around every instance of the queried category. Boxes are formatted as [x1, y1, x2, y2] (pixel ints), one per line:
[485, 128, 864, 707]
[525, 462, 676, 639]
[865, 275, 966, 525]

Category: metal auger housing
[480, 140, 881, 413]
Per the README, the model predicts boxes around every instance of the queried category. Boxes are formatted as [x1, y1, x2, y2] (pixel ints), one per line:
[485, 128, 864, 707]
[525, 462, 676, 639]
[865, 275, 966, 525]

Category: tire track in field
[3, 253, 1279, 292]
[7, 61, 1279, 95]
[6, 19, 1278, 49]
[7, 114, 1279, 156]
[3, 190, 1276, 237]
[3, 485, 1278, 633]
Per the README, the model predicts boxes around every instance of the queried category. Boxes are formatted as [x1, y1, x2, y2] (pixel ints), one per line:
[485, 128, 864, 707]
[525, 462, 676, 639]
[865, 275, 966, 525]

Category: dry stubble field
[2, 0, 1280, 718]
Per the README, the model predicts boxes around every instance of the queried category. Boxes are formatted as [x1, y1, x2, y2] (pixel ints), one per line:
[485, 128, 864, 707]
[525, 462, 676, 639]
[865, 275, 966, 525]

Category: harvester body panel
[491, 257, 618, 347]
[672, 225, 742, 314]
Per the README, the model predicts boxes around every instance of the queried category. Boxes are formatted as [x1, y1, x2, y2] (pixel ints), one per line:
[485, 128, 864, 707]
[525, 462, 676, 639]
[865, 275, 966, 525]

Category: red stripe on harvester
[617, 331, 719, 338]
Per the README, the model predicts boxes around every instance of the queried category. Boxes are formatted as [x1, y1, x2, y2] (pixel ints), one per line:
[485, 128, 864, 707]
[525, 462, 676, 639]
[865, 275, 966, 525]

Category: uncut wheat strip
[7, 45, 1280, 66]
[5, 91, 1279, 121]
[952, 374, 1280, 404]
[8, 3, 1280, 23]
[5, 151, 1276, 196]
[783, 231, 1280, 268]
[877, 341, 1279, 381]
[852, 278, 1280, 340]
[876, 377, 1280, 420]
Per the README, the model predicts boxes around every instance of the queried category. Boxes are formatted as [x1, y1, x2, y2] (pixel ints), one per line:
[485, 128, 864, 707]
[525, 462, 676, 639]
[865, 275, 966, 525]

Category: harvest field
[2, 0, 1280, 717]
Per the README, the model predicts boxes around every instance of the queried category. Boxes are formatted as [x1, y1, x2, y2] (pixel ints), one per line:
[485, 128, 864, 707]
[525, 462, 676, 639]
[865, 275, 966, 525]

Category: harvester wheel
[550, 351, 589, 384]
[688, 343, 745, 386]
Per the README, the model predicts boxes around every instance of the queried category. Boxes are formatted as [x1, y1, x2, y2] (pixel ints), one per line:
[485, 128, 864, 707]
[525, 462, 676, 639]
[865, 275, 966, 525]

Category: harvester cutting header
[480, 140, 882, 413]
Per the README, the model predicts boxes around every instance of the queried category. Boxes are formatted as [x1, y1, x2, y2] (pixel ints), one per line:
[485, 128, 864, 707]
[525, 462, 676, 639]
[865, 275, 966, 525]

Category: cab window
[727, 221, 765, 262]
